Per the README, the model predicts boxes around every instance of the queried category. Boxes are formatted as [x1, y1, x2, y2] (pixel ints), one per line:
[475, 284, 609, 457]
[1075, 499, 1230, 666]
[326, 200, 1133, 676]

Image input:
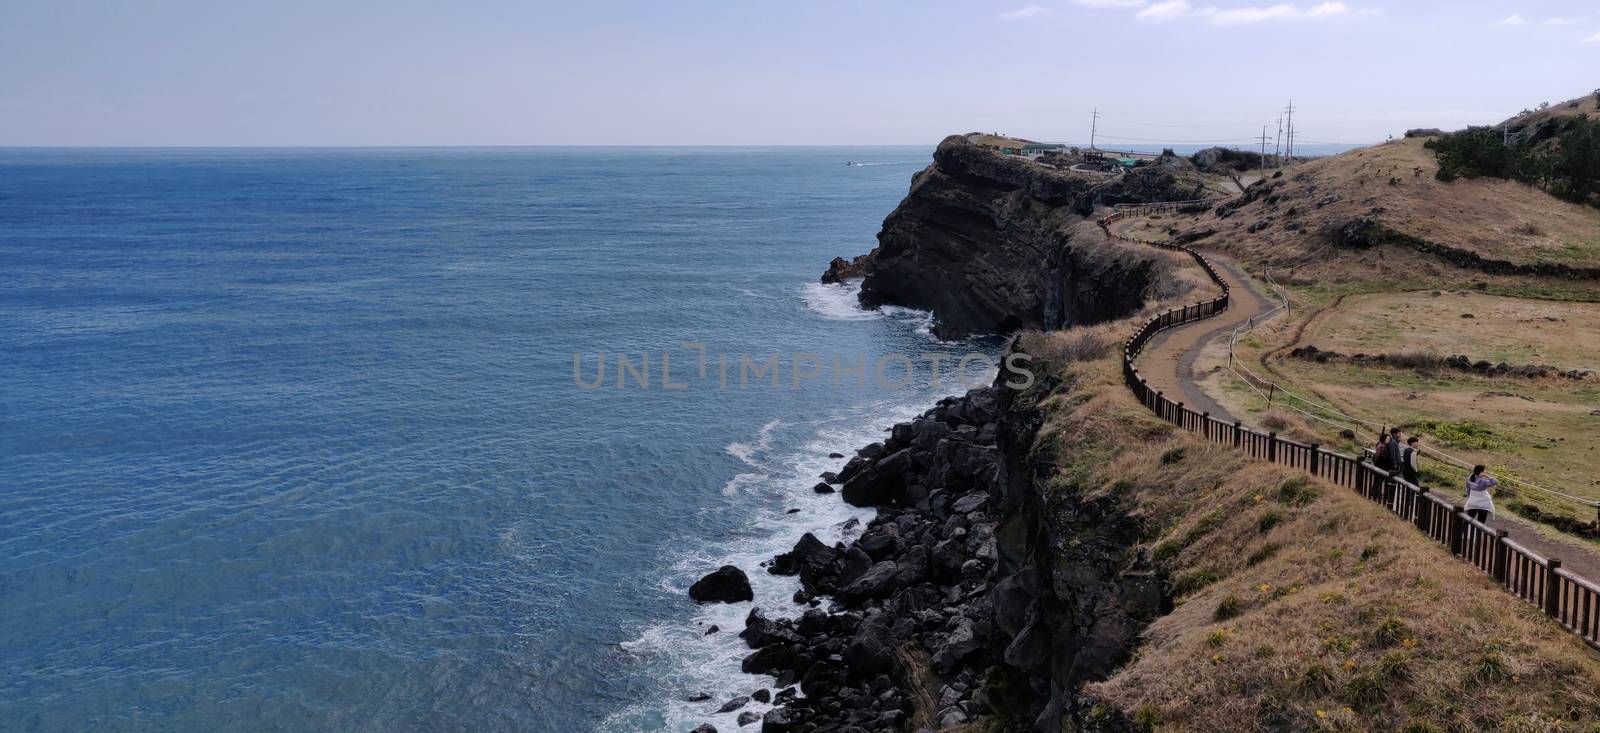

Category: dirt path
[1120, 222, 1600, 582]
[1133, 251, 1275, 423]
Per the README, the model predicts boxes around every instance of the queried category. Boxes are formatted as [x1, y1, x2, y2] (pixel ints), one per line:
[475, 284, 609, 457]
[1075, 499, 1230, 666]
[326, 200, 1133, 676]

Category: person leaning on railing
[1401, 436, 1421, 486]
[1465, 465, 1498, 523]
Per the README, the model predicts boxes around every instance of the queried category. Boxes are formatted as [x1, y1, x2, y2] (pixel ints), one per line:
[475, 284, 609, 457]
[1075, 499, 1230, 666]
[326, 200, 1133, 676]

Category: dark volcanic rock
[821, 253, 873, 284]
[760, 708, 797, 732]
[839, 135, 1191, 338]
[689, 565, 753, 604]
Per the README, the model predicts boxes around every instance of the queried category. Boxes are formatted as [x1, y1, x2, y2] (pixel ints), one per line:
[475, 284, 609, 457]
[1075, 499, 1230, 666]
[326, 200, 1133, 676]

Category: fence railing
[1101, 207, 1600, 651]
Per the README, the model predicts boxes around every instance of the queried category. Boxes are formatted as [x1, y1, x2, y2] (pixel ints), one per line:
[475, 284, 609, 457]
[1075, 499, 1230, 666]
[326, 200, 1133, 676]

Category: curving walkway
[1109, 209, 1600, 594]
[1119, 228, 1273, 422]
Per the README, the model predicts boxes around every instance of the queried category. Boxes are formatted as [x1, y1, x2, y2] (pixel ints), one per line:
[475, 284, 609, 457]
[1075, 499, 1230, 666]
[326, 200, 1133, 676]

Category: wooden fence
[1101, 207, 1600, 651]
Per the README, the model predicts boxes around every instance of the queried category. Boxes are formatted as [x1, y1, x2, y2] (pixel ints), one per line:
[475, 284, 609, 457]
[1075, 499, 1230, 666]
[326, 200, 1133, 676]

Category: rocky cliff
[824, 135, 1209, 338]
[685, 140, 1219, 732]
[727, 375, 1162, 732]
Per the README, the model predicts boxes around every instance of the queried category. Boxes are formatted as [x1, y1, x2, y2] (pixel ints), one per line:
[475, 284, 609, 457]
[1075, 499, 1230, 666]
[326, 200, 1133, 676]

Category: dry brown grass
[1500, 93, 1600, 131]
[1025, 348, 1600, 732]
[1185, 137, 1600, 300]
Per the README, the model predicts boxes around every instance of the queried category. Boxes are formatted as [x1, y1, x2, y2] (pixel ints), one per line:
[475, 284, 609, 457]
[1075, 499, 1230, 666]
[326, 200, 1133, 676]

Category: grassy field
[1204, 287, 1600, 524]
[1009, 335, 1600, 731]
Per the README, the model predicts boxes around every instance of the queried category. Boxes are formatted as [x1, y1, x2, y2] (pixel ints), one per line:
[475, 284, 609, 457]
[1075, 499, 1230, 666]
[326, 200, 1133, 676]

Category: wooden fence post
[1383, 471, 1397, 511]
[1545, 559, 1563, 618]
[1267, 432, 1278, 463]
[1176, 402, 1185, 430]
[1493, 529, 1510, 584]
[1234, 421, 1243, 448]
[1450, 505, 1467, 557]
[1309, 444, 1320, 476]
[1202, 412, 1210, 440]
[1354, 456, 1366, 497]
[1415, 488, 1431, 534]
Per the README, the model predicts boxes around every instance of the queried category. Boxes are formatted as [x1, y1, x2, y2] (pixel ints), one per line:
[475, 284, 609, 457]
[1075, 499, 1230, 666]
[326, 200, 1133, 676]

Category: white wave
[720, 472, 764, 496]
[799, 281, 882, 322]
[601, 399, 932, 733]
[725, 420, 780, 468]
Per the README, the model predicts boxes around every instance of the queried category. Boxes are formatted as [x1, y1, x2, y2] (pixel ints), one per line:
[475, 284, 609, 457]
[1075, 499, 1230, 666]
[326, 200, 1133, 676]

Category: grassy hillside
[1124, 91, 1600, 531]
[1013, 333, 1600, 731]
[1195, 137, 1600, 282]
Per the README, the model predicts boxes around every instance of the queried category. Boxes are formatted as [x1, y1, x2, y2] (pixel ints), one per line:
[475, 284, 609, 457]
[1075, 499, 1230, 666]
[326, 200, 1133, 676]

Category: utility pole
[1274, 115, 1283, 167]
[1090, 108, 1100, 151]
[1258, 125, 1270, 176]
[1284, 101, 1295, 162]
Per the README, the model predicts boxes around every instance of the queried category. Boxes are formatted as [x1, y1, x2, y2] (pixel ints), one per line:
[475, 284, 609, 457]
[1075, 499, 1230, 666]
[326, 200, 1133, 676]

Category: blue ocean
[0, 147, 996, 731]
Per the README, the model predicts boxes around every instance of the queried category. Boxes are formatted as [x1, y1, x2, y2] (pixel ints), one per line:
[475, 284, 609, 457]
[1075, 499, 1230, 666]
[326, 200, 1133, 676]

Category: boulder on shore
[689, 565, 754, 604]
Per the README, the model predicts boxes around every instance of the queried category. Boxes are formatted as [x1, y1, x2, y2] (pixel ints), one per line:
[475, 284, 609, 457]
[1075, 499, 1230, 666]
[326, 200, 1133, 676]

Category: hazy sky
[2, 0, 1597, 146]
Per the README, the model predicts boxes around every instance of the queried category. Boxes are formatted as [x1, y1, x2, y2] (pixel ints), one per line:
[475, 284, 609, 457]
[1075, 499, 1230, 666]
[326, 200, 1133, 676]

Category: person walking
[1401, 436, 1422, 485]
[1465, 465, 1497, 523]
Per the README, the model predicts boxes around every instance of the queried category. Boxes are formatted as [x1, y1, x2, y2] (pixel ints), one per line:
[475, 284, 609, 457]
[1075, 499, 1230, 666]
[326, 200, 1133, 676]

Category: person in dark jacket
[1401, 436, 1422, 485]
[1373, 432, 1393, 471]
[1386, 428, 1406, 472]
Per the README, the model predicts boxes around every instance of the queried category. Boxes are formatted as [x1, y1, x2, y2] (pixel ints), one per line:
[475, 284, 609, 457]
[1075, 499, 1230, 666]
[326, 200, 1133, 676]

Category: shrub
[1378, 650, 1413, 681]
[1215, 594, 1243, 621]
[1344, 670, 1389, 706]
[1470, 650, 1510, 685]
[1246, 542, 1281, 566]
[1132, 703, 1161, 731]
[1257, 511, 1282, 534]
[1276, 476, 1318, 507]
[1425, 116, 1600, 206]
[1206, 627, 1233, 647]
[1374, 615, 1410, 647]
[1171, 567, 1222, 597]
[1298, 663, 1338, 696]
[1160, 447, 1186, 465]
[1399, 721, 1442, 733]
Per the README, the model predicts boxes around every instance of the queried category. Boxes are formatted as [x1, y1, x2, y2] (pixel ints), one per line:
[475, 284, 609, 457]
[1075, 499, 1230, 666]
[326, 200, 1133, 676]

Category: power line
[1092, 133, 1258, 144]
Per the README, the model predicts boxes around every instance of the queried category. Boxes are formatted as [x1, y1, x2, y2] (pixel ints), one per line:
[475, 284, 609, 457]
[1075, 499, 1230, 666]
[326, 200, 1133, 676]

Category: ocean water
[0, 147, 997, 731]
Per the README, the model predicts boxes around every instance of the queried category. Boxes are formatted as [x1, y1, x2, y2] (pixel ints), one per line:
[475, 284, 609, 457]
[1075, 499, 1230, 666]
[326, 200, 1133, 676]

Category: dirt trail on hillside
[1134, 251, 1273, 423]
[1121, 221, 1600, 582]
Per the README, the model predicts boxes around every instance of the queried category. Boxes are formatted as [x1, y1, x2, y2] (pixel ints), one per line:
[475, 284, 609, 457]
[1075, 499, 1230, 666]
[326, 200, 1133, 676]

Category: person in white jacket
[1465, 464, 1498, 523]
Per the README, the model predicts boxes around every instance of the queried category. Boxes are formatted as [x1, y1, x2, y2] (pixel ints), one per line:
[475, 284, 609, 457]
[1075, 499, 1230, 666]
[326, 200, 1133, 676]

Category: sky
[1, 0, 1597, 146]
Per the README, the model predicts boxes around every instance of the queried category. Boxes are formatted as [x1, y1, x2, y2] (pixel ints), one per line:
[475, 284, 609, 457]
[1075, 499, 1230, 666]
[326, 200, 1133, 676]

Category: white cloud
[1500, 13, 1525, 25]
[1136, 0, 1195, 21]
[1542, 17, 1582, 25]
[1071, 0, 1148, 6]
[997, 4, 1049, 19]
[1585, 31, 1600, 43]
[1137, 0, 1359, 25]
[1305, 2, 1350, 18]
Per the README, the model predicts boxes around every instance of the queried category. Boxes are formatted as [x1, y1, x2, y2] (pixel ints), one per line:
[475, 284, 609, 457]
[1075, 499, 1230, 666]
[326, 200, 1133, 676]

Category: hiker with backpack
[1374, 432, 1393, 471]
